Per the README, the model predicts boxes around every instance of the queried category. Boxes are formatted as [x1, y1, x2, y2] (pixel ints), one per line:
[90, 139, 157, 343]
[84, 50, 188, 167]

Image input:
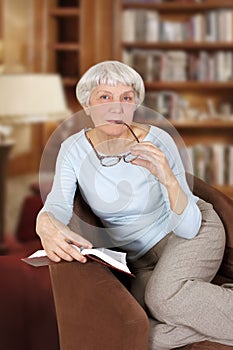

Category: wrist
[165, 176, 179, 191]
[166, 179, 188, 214]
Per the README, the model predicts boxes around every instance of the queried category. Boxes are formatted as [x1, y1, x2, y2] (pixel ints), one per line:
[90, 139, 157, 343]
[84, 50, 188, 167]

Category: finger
[46, 250, 62, 263]
[54, 246, 76, 262]
[131, 152, 165, 178]
[132, 150, 161, 166]
[132, 156, 151, 168]
[52, 245, 87, 263]
[131, 156, 160, 175]
[43, 240, 87, 263]
[131, 142, 162, 155]
[63, 230, 93, 249]
[60, 241, 87, 263]
[131, 148, 163, 162]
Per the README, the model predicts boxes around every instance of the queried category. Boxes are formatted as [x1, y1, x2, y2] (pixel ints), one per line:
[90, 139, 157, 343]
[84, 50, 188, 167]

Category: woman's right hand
[36, 212, 93, 263]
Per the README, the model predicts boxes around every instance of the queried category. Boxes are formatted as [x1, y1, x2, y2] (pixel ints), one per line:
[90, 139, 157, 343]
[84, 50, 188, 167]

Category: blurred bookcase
[47, 0, 115, 111]
[47, 0, 96, 111]
[113, 0, 233, 198]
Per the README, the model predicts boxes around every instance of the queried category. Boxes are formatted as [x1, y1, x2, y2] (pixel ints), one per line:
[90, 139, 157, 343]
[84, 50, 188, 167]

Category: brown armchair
[49, 174, 233, 350]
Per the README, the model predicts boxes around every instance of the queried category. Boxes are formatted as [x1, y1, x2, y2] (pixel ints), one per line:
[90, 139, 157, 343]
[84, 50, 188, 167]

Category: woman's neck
[86, 123, 149, 155]
[90, 125, 133, 155]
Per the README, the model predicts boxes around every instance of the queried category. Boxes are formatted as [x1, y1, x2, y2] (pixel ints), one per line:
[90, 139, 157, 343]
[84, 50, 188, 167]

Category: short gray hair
[76, 60, 145, 106]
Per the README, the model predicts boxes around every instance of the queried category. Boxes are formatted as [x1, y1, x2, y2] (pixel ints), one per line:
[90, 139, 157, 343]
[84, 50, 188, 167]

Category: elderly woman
[36, 61, 233, 349]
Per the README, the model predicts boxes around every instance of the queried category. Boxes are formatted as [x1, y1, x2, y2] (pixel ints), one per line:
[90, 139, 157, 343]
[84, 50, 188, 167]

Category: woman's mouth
[106, 120, 124, 124]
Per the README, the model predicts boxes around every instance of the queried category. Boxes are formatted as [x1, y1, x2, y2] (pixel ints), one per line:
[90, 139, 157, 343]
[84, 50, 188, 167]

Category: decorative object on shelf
[0, 73, 70, 254]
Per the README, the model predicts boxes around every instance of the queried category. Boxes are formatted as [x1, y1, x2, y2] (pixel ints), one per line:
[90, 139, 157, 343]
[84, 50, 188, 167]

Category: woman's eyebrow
[95, 89, 135, 96]
[96, 90, 112, 94]
[122, 90, 134, 94]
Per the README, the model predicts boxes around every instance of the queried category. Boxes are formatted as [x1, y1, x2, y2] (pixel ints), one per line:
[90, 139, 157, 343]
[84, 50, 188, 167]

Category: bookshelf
[47, 0, 115, 111]
[47, 0, 93, 111]
[114, 0, 233, 199]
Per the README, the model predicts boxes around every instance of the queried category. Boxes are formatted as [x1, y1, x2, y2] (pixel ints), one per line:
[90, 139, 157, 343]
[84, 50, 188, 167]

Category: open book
[22, 245, 134, 276]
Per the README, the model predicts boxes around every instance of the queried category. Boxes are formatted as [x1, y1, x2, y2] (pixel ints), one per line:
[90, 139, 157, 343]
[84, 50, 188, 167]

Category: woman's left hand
[130, 142, 176, 188]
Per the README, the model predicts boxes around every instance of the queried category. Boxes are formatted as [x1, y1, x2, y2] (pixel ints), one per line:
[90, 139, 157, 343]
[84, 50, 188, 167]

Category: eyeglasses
[85, 123, 139, 167]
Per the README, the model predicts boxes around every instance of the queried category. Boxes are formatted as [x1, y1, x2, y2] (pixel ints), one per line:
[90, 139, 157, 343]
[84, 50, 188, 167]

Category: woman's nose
[109, 102, 123, 113]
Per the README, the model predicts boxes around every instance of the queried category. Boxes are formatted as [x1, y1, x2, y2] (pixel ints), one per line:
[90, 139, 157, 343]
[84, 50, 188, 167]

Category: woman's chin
[95, 123, 126, 136]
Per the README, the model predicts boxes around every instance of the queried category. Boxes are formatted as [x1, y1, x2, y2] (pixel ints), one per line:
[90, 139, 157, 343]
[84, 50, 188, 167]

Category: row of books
[185, 144, 233, 186]
[144, 91, 187, 120]
[143, 91, 233, 120]
[123, 49, 233, 82]
[123, 9, 233, 42]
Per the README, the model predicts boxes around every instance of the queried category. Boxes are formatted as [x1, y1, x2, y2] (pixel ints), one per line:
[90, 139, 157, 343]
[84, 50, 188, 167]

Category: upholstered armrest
[49, 260, 149, 350]
[0, 254, 59, 350]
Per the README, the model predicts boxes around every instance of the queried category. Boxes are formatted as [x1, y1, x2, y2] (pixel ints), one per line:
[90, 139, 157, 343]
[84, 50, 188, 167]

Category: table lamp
[0, 73, 70, 253]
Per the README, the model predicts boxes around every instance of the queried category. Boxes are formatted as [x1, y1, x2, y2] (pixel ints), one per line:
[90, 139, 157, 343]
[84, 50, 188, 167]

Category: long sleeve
[156, 128, 202, 239]
[39, 142, 78, 225]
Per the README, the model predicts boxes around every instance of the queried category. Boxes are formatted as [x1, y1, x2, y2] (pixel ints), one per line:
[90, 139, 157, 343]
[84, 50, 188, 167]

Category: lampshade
[0, 74, 70, 123]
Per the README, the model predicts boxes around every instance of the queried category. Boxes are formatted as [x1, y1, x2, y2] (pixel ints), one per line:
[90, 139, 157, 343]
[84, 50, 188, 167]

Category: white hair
[76, 60, 145, 106]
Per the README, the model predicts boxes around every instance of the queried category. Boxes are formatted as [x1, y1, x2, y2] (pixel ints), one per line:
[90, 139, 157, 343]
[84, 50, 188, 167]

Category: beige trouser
[128, 199, 233, 349]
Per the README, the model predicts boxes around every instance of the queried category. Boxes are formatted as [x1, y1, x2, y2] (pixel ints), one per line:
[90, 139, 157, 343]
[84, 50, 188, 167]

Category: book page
[79, 247, 131, 274]
[27, 250, 47, 258]
[81, 247, 127, 265]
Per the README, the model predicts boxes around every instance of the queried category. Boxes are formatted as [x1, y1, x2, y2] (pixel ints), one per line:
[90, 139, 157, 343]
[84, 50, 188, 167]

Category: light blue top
[41, 125, 201, 261]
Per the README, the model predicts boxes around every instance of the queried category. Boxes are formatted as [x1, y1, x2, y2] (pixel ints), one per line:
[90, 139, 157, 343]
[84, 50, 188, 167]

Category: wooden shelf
[172, 119, 233, 129]
[52, 43, 80, 51]
[50, 7, 80, 16]
[145, 81, 233, 90]
[123, 42, 233, 50]
[139, 119, 233, 133]
[123, 1, 233, 11]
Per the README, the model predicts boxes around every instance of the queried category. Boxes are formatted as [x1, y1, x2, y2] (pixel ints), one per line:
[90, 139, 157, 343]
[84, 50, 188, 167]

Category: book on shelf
[187, 143, 233, 186]
[123, 9, 160, 43]
[143, 90, 184, 120]
[123, 48, 233, 82]
[122, 8, 233, 43]
[144, 89, 233, 122]
[22, 245, 135, 276]
[225, 145, 233, 186]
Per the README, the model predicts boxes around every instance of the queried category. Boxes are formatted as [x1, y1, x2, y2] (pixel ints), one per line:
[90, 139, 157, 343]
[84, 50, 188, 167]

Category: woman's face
[87, 83, 137, 136]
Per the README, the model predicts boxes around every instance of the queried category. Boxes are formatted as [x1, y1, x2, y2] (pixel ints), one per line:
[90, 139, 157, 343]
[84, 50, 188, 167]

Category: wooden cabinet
[114, 0, 233, 199]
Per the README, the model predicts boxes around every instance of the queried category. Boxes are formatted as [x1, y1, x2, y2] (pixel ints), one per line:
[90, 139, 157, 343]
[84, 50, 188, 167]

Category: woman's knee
[145, 279, 197, 323]
[144, 280, 177, 322]
[197, 200, 225, 243]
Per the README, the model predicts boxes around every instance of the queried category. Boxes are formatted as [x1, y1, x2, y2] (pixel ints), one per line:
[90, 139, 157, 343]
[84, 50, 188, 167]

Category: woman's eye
[100, 95, 110, 100]
[123, 96, 133, 102]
